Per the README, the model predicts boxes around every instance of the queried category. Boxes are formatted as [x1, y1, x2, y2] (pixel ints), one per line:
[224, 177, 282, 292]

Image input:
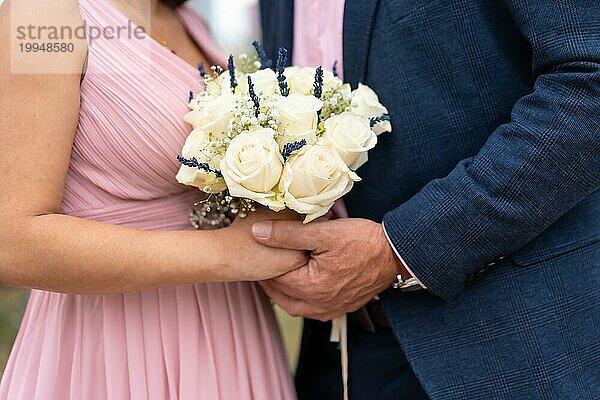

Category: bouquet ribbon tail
[330, 314, 349, 400]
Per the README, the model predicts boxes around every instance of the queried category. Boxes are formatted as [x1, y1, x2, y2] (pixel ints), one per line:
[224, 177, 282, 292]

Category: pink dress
[0, 1, 296, 399]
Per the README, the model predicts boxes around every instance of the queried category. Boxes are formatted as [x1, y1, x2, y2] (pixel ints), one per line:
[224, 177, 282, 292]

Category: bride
[0, 0, 301, 398]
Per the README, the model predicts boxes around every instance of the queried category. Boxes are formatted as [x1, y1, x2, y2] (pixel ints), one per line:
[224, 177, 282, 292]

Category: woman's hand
[220, 208, 308, 281]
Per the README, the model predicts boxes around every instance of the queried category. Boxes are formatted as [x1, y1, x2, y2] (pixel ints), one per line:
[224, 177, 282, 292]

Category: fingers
[259, 281, 328, 318]
[259, 281, 312, 317]
[265, 264, 321, 302]
[232, 208, 300, 230]
[307, 312, 347, 322]
[260, 279, 370, 321]
[252, 220, 328, 251]
[256, 208, 302, 222]
[268, 271, 307, 299]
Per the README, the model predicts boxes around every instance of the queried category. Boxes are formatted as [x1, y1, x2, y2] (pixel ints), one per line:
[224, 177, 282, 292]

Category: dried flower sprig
[313, 66, 324, 99]
[198, 63, 207, 78]
[177, 155, 223, 178]
[276, 47, 290, 96]
[370, 114, 391, 127]
[247, 76, 261, 118]
[228, 55, 237, 93]
[282, 139, 307, 161]
[252, 41, 273, 70]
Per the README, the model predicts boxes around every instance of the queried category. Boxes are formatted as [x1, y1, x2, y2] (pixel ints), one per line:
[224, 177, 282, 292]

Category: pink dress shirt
[292, 0, 345, 75]
[293, 0, 426, 289]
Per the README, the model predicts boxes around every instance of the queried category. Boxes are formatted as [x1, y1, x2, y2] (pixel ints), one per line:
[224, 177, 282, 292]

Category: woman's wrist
[168, 228, 231, 283]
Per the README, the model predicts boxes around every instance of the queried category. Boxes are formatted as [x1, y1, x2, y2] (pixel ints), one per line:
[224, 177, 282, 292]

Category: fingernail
[252, 222, 272, 239]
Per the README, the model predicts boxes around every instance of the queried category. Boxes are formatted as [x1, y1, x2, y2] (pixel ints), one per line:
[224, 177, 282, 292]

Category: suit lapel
[343, 0, 381, 87]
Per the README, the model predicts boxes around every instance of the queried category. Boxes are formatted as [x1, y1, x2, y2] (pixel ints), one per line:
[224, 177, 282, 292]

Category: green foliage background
[0, 288, 26, 373]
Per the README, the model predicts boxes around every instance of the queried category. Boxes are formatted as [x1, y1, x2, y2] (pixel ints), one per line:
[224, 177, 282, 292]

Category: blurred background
[192, 0, 261, 58]
[0, 289, 25, 372]
[0, 0, 303, 374]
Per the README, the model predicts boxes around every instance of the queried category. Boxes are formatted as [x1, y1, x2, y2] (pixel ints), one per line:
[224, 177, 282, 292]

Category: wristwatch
[392, 274, 423, 292]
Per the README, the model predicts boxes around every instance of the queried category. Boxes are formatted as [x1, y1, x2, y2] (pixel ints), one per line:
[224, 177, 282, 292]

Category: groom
[255, 1, 600, 399]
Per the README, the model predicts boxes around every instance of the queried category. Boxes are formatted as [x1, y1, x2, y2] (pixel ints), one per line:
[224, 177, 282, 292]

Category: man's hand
[252, 218, 408, 321]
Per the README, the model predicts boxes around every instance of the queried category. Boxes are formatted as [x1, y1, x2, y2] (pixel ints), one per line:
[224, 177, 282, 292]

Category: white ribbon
[330, 314, 349, 400]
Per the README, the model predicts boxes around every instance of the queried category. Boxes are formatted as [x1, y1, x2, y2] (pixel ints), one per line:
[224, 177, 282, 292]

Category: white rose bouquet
[177, 42, 392, 226]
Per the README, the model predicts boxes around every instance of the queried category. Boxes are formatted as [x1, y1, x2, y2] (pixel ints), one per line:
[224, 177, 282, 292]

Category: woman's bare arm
[0, 0, 306, 294]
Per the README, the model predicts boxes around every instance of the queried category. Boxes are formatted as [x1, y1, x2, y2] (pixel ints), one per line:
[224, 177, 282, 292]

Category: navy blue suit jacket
[261, 0, 600, 398]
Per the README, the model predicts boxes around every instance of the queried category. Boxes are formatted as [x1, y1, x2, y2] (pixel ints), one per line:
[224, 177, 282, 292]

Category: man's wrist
[391, 247, 411, 280]
[381, 222, 427, 290]
[379, 223, 411, 285]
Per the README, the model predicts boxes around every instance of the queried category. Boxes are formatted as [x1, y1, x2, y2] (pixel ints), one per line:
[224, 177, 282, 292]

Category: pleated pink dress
[0, 1, 296, 399]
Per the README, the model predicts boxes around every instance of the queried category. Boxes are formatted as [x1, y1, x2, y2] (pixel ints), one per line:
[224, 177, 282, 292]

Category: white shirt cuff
[382, 221, 427, 289]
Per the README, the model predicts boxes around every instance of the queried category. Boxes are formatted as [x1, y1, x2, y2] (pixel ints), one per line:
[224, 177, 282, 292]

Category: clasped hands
[250, 216, 406, 321]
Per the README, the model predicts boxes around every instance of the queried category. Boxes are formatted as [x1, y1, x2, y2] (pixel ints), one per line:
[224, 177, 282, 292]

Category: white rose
[188, 91, 214, 111]
[280, 145, 361, 223]
[248, 68, 279, 96]
[320, 112, 377, 170]
[321, 69, 345, 92]
[176, 128, 227, 193]
[351, 83, 392, 135]
[184, 92, 236, 140]
[284, 66, 343, 95]
[337, 82, 352, 97]
[283, 66, 311, 95]
[220, 128, 285, 210]
[274, 93, 323, 148]
[204, 71, 248, 97]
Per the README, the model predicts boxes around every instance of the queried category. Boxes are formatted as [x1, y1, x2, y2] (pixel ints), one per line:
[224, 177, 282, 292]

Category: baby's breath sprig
[252, 41, 273, 70]
[276, 47, 290, 96]
[228, 93, 278, 137]
[228, 55, 237, 93]
[313, 66, 324, 99]
[282, 139, 306, 161]
[177, 155, 223, 178]
[207, 136, 231, 154]
[201, 65, 225, 94]
[210, 65, 224, 77]
[247, 76, 261, 118]
[236, 53, 261, 74]
[314, 123, 325, 139]
[202, 65, 225, 94]
[229, 98, 257, 136]
[370, 114, 391, 127]
[320, 88, 352, 120]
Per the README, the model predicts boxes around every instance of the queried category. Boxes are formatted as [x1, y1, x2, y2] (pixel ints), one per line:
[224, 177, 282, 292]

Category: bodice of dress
[63, 0, 226, 229]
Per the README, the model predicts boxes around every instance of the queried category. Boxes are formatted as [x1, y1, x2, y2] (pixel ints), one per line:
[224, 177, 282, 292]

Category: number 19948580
[19, 42, 75, 53]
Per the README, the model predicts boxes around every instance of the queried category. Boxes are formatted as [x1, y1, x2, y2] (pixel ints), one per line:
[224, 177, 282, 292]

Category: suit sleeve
[382, 0, 600, 301]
